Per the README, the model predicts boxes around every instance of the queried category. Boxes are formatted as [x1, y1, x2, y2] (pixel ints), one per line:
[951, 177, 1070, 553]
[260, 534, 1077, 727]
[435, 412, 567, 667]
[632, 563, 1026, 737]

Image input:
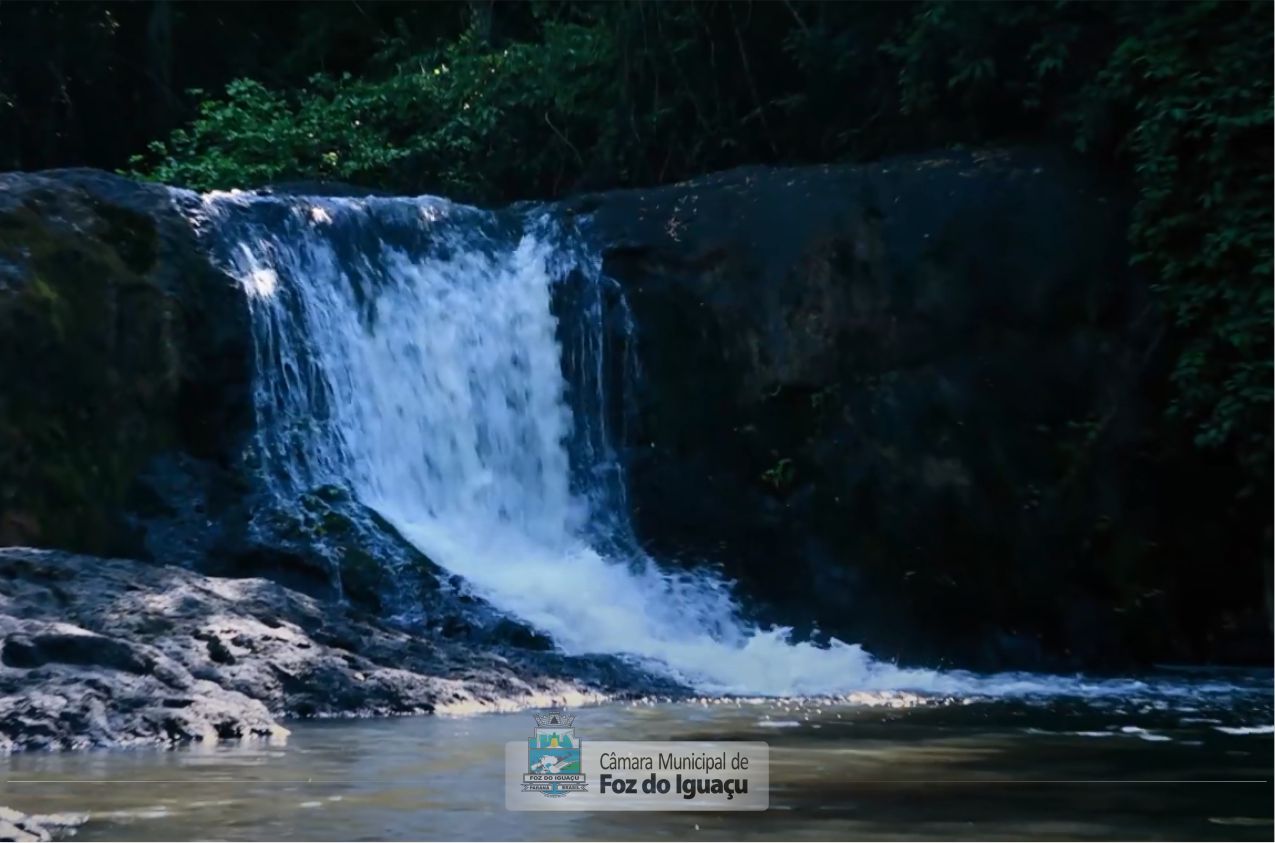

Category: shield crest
[523, 709, 587, 797]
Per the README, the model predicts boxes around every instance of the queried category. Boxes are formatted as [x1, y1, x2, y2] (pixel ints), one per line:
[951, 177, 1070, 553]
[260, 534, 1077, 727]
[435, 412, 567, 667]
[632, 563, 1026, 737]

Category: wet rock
[0, 807, 86, 842]
[0, 547, 682, 752]
[0, 170, 252, 559]
[574, 148, 1268, 670]
[0, 618, 283, 752]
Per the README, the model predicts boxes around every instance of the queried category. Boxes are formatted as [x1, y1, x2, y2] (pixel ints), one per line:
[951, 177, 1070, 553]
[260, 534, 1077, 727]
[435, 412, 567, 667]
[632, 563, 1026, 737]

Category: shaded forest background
[0, 0, 1270, 551]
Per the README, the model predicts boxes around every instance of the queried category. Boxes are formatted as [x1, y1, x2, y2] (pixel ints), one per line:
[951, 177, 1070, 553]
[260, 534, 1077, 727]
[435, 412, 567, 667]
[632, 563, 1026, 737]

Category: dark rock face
[0, 170, 252, 557]
[0, 548, 679, 752]
[575, 149, 1268, 670]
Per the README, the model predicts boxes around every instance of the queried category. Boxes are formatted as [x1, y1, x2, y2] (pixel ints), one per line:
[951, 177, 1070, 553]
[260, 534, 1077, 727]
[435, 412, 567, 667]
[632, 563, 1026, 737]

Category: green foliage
[1077, 1, 1272, 490]
[884, 1, 1095, 136]
[888, 0, 1272, 491]
[761, 458, 796, 493]
[0, 1, 472, 172]
[135, 21, 622, 201]
[130, 3, 915, 198]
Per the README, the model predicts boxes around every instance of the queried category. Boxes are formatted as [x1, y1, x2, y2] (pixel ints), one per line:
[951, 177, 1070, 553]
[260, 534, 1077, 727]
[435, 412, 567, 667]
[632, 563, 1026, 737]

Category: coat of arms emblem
[523, 709, 587, 797]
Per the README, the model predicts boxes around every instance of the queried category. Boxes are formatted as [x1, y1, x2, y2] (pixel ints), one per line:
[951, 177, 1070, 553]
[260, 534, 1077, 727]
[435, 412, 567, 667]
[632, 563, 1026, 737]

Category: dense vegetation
[1, 1, 1270, 542]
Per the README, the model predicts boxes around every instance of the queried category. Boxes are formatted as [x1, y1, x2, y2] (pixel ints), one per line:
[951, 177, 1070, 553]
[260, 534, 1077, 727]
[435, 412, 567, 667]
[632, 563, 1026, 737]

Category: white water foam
[192, 190, 1268, 704]
[1214, 724, 1275, 735]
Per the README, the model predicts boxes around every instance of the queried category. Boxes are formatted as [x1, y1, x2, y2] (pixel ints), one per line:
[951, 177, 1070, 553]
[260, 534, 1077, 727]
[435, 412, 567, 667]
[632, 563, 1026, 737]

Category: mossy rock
[0, 183, 175, 554]
[0, 170, 254, 557]
[336, 545, 385, 608]
[228, 486, 447, 617]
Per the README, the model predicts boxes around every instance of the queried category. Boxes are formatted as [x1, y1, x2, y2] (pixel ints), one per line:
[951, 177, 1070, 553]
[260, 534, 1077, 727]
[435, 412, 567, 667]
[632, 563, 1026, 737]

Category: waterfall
[187, 190, 1206, 700]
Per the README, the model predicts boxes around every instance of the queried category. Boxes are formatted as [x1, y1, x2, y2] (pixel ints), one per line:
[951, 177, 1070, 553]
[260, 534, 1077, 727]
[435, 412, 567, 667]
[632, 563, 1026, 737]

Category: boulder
[0, 548, 680, 752]
[0, 170, 251, 557]
[573, 148, 1268, 669]
[0, 807, 85, 842]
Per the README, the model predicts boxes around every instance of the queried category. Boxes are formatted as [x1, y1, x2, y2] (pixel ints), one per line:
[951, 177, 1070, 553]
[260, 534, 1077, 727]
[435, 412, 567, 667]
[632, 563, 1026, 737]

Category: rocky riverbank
[0, 548, 677, 753]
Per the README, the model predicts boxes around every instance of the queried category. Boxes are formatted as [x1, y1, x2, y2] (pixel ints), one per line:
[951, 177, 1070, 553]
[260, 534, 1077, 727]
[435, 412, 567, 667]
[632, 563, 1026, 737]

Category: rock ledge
[0, 548, 670, 753]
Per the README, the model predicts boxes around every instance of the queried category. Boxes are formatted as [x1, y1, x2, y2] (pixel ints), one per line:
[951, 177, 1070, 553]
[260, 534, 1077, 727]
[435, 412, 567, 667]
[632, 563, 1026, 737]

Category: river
[4, 672, 1271, 840]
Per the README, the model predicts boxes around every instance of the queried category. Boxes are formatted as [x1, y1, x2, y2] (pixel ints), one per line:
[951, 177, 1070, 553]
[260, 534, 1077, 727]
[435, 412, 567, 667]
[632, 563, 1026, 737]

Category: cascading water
[188, 189, 1255, 703]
